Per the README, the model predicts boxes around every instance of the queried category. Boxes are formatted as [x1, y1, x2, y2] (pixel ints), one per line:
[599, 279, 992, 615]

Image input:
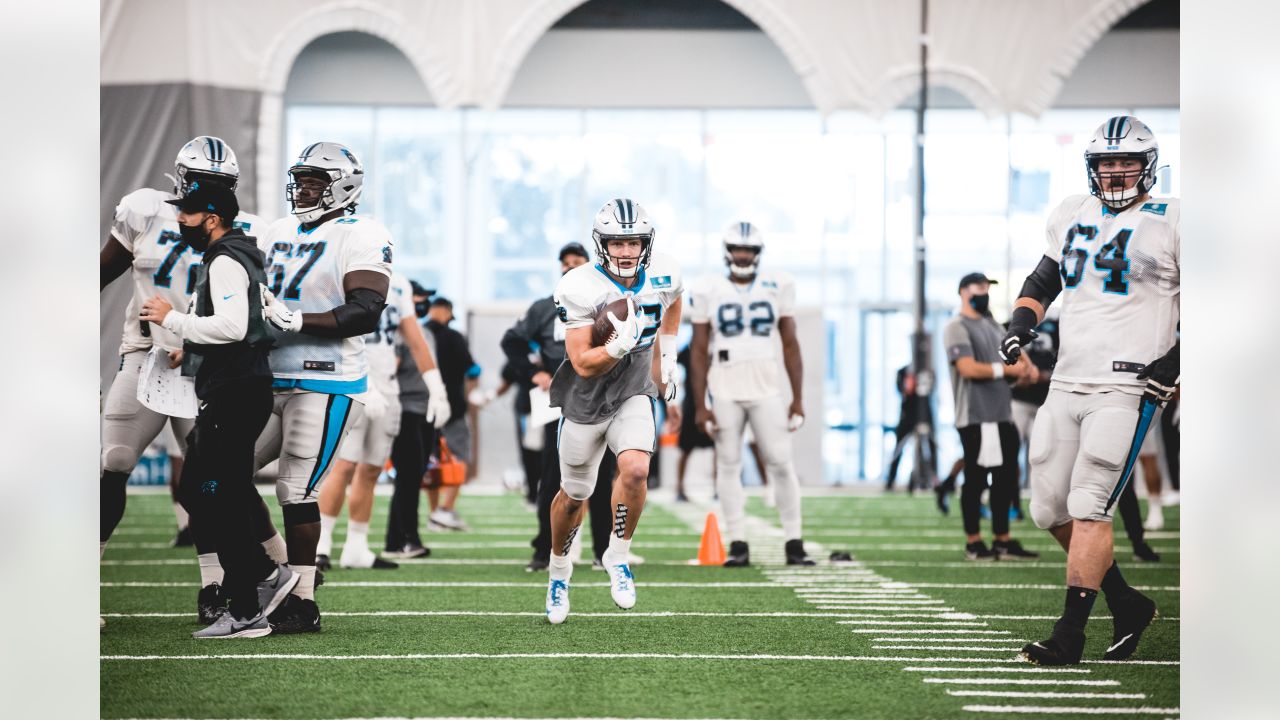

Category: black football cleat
[1132, 540, 1161, 562]
[525, 556, 549, 572]
[316, 554, 332, 571]
[723, 541, 750, 567]
[197, 582, 228, 625]
[268, 595, 321, 634]
[1104, 591, 1158, 660]
[965, 540, 997, 561]
[370, 555, 399, 569]
[1022, 621, 1086, 666]
[784, 539, 816, 566]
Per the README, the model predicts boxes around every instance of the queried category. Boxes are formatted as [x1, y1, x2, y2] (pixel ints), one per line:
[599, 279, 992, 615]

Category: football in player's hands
[592, 297, 634, 347]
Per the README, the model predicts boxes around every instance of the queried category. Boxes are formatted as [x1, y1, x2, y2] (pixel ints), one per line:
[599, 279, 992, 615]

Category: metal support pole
[909, 0, 938, 492]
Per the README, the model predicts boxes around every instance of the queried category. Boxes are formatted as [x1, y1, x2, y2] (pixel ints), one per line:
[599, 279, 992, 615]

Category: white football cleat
[545, 578, 570, 624]
[602, 550, 637, 610]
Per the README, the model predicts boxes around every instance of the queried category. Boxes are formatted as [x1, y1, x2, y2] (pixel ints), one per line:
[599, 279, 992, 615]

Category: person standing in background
[422, 297, 479, 532]
[943, 272, 1039, 562]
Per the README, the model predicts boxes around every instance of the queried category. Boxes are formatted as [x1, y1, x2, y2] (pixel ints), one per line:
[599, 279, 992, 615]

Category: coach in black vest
[140, 181, 297, 639]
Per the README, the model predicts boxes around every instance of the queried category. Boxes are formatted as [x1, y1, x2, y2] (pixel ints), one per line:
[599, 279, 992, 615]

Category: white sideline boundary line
[906, 667, 1093, 674]
[961, 705, 1179, 715]
[927, 679, 1121, 686]
[948, 690, 1145, 699]
[100, 652, 1176, 665]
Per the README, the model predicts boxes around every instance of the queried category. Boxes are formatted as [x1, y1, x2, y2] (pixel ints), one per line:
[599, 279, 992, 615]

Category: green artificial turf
[101, 489, 1179, 719]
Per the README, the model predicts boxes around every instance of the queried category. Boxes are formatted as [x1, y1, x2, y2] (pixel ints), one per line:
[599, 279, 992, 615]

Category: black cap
[430, 296, 453, 310]
[409, 280, 435, 298]
[166, 180, 239, 223]
[958, 272, 998, 290]
[559, 242, 589, 262]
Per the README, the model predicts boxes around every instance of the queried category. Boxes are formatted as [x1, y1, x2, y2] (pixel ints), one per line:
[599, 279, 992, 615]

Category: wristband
[990, 363, 1004, 379]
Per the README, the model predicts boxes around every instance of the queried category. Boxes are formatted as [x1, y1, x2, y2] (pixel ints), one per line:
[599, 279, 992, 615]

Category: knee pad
[1027, 411, 1053, 466]
[1067, 486, 1111, 522]
[1029, 497, 1067, 530]
[102, 444, 140, 474]
[282, 502, 321, 527]
[560, 469, 595, 502]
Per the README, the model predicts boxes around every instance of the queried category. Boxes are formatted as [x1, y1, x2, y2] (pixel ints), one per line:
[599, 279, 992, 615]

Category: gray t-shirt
[944, 314, 1012, 427]
[550, 346, 657, 425]
[396, 342, 426, 415]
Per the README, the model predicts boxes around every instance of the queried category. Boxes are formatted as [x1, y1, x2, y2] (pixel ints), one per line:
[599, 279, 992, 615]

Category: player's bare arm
[778, 315, 805, 425]
[564, 324, 624, 378]
[100, 236, 133, 291]
[657, 295, 682, 406]
[689, 321, 715, 432]
[399, 314, 439, 373]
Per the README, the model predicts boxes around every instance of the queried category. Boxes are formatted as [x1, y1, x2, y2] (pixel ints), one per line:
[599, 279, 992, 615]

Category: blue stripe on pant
[304, 394, 354, 499]
[1103, 398, 1158, 514]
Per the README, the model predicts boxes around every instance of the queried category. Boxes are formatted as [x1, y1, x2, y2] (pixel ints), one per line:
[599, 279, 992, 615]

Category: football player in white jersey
[99, 137, 281, 627]
[253, 142, 450, 633]
[543, 198, 683, 624]
[1000, 116, 1177, 665]
[316, 272, 448, 570]
[689, 222, 813, 567]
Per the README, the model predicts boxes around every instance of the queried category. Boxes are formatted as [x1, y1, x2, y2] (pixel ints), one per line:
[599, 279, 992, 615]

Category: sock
[293, 565, 317, 601]
[173, 502, 189, 531]
[100, 541, 107, 560]
[317, 515, 337, 556]
[608, 534, 632, 559]
[198, 553, 225, 587]
[347, 520, 370, 555]
[1147, 494, 1162, 514]
[548, 553, 573, 582]
[1100, 562, 1133, 601]
[1061, 586, 1098, 632]
[262, 533, 288, 564]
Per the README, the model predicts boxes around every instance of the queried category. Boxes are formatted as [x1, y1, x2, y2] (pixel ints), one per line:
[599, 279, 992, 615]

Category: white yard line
[906, 667, 1093, 674]
[961, 705, 1178, 715]
[101, 610, 917, 619]
[872, 645, 1025, 652]
[947, 690, 1145, 699]
[929, 679, 1122, 686]
[856, 629, 1012, 635]
[875, 638, 1025, 643]
[101, 581, 796, 589]
[97, 652, 1055, 663]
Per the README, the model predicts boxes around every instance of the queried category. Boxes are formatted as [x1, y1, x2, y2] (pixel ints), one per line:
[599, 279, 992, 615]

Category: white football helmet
[591, 198, 655, 279]
[287, 141, 364, 223]
[722, 221, 764, 280]
[173, 136, 240, 195]
[1084, 116, 1159, 209]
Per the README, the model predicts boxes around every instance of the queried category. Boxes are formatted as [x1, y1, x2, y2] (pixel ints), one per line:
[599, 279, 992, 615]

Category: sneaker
[267, 595, 321, 634]
[255, 564, 300, 619]
[1143, 506, 1164, 531]
[591, 557, 605, 571]
[545, 578, 570, 624]
[171, 526, 194, 548]
[829, 550, 854, 562]
[601, 549, 637, 609]
[724, 540, 750, 567]
[429, 509, 470, 532]
[339, 548, 399, 569]
[965, 540, 997, 561]
[525, 557, 549, 572]
[192, 611, 272, 639]
[384, 543, 430, 560]
[1104, 591, 1158, 660]
[197, 582, 228, 625]
[934, 480, 952, 516]
[785, 539, 816, 566]
[992, 539, 1039, 560]
[1022, 621, 1086, 666]
[1132, 540, 1161, 562]
[316, 554, 332, 571]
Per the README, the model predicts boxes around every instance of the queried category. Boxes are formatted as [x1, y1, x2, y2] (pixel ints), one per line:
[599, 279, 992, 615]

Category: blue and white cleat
[602, 550, 636, 610]
[546, 578, 570, 624]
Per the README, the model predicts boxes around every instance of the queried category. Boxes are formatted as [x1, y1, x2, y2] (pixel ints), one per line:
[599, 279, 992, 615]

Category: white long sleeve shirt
[161, 255, 249, 344]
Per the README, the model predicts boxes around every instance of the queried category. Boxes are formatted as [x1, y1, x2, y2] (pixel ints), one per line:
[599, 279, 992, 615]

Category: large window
[284, 105, 1180, 482]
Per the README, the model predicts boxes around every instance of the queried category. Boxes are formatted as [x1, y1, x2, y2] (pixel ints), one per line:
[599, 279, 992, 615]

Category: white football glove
[468, 386, 497, 408]
[423, 368, 452, 429]
[260, 284, 302, 333]
[604, 296, 642, 359]
[787, 413, 805, 432]
[354, 388, 387, 423]
[659, 334, 679, 402]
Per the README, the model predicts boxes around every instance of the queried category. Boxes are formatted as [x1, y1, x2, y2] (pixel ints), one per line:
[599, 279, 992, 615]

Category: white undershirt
[161, 255, 249, 344]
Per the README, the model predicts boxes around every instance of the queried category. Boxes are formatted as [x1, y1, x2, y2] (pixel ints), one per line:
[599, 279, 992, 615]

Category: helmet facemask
[1086, 150, 1157, 210]
[287, 142, 364, 224]
[724, 244, 762, 280]
[591, 199, 655, 279]
[593, 234, 654, 279]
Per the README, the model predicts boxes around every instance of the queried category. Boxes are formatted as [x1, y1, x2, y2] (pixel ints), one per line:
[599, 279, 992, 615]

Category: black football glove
[999, 306, 1039, 365]
[1136, 343, 1179, 406]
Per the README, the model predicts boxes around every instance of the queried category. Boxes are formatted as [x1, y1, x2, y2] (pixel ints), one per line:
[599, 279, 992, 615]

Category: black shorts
[679, 406, 715, 452]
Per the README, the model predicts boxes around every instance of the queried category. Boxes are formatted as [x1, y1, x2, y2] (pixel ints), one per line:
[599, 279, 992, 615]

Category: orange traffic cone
[697, 512, 726, 566]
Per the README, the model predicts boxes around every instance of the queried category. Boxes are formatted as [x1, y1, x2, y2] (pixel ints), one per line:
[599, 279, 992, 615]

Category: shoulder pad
[117, 187, 170, 219]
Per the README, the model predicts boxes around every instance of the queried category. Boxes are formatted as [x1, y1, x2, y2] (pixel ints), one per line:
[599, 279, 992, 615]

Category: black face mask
[969, 293, 991, 315]
[414, 300, 430, 319]
[178, 217, 212, 252]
